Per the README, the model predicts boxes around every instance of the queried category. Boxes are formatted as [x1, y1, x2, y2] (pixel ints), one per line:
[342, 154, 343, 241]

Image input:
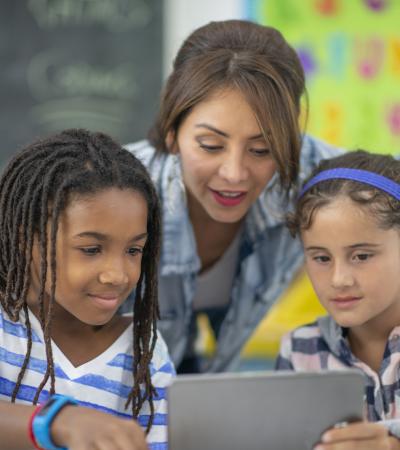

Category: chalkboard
[0, 0, 163, 166]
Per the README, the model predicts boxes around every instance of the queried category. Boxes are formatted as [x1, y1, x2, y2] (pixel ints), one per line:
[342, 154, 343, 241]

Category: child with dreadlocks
[0, 129, 175, 450]
[276, 150, 400, 449]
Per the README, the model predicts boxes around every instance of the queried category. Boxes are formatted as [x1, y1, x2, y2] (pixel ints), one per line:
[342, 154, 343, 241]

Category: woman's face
[172, 87, 277, 224]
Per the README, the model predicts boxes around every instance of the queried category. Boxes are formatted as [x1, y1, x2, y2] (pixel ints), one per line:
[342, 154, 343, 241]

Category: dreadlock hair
[287, 150, 400, 237]
[0, 128, 161, 431]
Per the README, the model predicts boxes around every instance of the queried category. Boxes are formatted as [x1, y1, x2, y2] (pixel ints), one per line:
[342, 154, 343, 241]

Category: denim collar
[158, 156, 293, 276]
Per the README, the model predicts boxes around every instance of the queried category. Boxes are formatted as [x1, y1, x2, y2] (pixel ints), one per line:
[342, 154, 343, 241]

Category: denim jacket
[125, 136, 342, 372]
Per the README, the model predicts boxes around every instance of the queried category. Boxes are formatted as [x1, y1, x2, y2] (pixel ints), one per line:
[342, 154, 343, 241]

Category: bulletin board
[246, 0, 400, 155]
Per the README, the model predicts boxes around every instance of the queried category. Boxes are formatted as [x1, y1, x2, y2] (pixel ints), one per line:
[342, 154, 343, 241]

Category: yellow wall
[198, 270, 326, 359]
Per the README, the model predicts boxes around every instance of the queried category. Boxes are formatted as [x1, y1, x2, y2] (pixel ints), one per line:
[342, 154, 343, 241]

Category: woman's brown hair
[148, 19, 307, 191]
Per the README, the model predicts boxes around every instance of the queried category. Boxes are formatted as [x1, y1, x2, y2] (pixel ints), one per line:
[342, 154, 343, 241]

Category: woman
[126, 19, 342, 373]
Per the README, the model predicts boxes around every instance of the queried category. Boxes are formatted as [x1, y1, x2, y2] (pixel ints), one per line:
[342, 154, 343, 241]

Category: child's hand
[52, 405, 149, 450]
[314, 422, 400, 450]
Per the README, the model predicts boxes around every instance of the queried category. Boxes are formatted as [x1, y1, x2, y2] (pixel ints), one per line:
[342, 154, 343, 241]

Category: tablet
[168, 370, 364, 450]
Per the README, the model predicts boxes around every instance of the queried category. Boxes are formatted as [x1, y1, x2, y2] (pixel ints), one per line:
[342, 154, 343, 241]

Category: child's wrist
[50, 404, 79, 448]
[28, 404, 45, 450]
[30, 395, 78, 450]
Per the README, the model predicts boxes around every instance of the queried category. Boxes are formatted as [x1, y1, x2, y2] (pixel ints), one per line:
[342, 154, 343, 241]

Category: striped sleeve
[146, 331, 176, 450]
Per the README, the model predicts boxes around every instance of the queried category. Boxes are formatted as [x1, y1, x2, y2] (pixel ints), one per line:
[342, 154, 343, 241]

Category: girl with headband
[277, 150, 400, 449]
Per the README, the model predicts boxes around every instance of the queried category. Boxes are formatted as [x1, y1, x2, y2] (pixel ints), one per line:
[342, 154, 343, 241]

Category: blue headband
[299, 168, 400, 201]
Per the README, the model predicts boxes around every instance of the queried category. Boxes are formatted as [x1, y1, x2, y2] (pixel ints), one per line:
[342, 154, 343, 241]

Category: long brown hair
[149, 20, 306, 190]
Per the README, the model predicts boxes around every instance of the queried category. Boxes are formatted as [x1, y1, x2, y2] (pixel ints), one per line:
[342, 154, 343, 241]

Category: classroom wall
[163, 0, 243, 75]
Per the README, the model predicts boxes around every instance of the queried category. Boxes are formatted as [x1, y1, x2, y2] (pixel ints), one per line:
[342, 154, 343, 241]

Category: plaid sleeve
[275, 332, 295, 370]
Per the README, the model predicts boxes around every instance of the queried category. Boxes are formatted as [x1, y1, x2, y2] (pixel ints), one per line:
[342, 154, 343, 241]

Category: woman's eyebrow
[195, 123, 264, 140]
[195, 123, 228, 137]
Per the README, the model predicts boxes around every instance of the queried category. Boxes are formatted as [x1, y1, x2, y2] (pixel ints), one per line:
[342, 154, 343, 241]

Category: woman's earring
[167, 154, 186, 213]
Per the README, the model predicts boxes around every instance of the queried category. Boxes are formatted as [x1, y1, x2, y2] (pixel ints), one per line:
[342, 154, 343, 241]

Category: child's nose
[98, 266, 129, 286]
[330, 262, 354, 289]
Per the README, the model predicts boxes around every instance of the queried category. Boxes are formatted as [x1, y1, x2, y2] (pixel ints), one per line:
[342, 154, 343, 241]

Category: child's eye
[353, 253, 373, 262]
[313, 255, 330, 263]
[80, 246, 101, 255]
[127, 247, 143, 256]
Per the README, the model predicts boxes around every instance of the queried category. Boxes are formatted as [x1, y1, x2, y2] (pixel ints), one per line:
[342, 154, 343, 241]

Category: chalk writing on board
[28, 0, 152, 31]
[0, 0, 162, 164]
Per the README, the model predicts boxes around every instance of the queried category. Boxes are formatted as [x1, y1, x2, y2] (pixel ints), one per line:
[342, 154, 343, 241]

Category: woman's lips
[209, 188, 247, 207]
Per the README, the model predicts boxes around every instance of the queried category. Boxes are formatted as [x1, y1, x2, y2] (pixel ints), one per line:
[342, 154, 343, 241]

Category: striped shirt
[276, 315, 400, 437]
[0, 305, 175, 450]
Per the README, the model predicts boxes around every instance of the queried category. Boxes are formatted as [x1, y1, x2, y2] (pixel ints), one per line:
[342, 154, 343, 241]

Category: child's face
[302, 196, 400, 332]
[28, 187, 148, 326]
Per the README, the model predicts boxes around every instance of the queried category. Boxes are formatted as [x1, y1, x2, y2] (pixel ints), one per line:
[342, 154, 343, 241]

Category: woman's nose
[218, 151, 248, 184]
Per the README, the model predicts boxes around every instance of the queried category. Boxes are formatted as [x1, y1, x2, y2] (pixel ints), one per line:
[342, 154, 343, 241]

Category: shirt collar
[158, 156, 200, 276]
[158, 155, 296, 275]
[318, 315, 352, 361]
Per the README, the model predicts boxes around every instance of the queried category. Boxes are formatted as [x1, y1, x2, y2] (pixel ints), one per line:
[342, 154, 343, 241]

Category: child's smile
[329, 295, 363, 310]
[27, 187, 148, 330]
[86, 292, 124, 310]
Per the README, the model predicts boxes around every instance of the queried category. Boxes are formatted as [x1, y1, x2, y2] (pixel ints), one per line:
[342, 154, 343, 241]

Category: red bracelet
[28, 404, 44, 450]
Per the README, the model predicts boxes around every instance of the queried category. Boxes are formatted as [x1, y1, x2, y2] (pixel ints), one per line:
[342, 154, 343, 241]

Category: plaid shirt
[277, 315, 400, 437]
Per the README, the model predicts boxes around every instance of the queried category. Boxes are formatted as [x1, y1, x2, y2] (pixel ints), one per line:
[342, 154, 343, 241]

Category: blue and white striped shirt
[0, 305, 175, 450]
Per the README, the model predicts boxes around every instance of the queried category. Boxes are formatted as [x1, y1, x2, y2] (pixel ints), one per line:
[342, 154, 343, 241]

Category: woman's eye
[251, 148, 271, 157]
[128, 247, 143, 256]
[199, 144, 223, 153]
[80, 247, 101, 255]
